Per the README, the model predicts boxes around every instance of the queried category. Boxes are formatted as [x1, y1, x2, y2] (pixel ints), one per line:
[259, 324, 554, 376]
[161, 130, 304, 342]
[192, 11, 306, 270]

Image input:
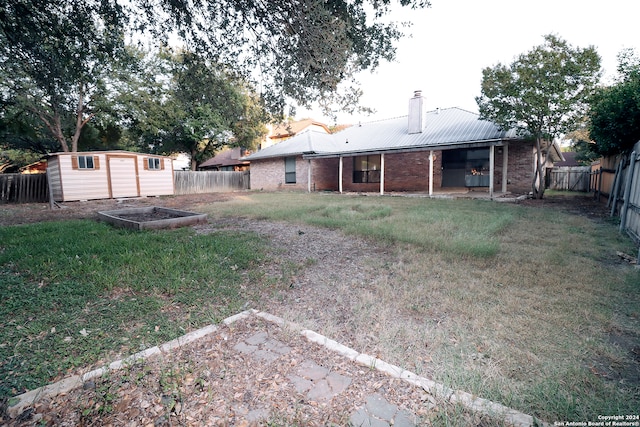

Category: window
[353, 155, 381, 183]
[147, 157, 161, 170]
[284, 156, 296, 184]
[144, 157, 164, 170]
[71, 155, 100, 170]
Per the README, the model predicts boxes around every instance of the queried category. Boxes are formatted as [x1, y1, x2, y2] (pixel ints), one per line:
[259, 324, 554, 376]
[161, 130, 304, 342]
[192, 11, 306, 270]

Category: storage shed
[47, 151, 175, 202]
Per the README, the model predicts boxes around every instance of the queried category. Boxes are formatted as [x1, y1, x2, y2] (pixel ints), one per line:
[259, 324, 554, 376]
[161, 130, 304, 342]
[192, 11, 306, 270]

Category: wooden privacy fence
[547, 166, 591, 191]
[618, 149, 640, 244]
[173, 170, 250, 195]
[0, 173, 48, 203]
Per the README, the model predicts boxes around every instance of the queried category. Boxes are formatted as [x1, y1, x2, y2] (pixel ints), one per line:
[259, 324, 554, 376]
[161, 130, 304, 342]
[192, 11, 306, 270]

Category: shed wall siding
[138, 157, 175, 196]
[47, 157, 63, 201]
[51, 152, 174, 201]
[59, 154, 111, 201]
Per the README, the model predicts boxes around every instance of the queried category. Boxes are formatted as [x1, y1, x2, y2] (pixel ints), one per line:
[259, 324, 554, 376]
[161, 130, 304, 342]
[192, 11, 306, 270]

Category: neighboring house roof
[19, 160, 47, 174]
[554, 151, 580, 167]
[247, 108, 520, 161]
[269, 119, 331, 140]
[199, 147, 250, 169]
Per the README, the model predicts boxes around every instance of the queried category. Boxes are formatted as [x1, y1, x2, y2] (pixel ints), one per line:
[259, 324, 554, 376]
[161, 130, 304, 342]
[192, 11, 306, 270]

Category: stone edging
[7, 309, 544, 426]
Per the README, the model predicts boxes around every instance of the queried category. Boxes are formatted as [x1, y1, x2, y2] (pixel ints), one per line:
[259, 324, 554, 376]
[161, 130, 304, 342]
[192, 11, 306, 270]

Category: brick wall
[250, 156, 310, 191]
[338, 151, 441, 192]
[502, 142, 534, 194]
[311, 158, 340, 191]
[250, 142, 535, 194]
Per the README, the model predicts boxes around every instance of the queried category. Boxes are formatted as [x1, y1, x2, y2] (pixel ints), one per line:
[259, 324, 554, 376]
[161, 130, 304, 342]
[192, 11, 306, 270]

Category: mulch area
[4, 313, 433, 426]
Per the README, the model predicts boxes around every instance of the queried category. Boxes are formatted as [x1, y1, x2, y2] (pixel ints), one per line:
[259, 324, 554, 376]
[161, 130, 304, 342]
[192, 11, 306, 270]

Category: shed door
[108, 155, 139, 198]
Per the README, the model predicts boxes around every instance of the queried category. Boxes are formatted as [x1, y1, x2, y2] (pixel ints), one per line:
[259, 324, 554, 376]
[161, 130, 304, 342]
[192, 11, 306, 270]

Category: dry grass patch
[207, 192, 639, 423]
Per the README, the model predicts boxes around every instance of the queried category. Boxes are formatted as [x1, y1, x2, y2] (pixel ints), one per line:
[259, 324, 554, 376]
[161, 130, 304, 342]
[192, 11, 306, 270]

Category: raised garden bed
[98, 207, 208, 230]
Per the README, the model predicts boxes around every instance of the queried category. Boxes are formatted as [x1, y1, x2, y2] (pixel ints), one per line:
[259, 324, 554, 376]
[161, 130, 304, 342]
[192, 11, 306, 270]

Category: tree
[123, 49, 268, 170]
[0, 0, 130, 152]
[588, 49, 640, 157]
[566, 127, 600, 165]
[476, 34, 601, 199]
[2, 0, 430, 128]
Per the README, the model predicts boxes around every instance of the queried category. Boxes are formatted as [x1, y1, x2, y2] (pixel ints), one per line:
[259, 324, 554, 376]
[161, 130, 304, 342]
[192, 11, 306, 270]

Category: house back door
[441, 148, 490, 188]
[107, 155, 140, 198]
[441, 149, 466, 187]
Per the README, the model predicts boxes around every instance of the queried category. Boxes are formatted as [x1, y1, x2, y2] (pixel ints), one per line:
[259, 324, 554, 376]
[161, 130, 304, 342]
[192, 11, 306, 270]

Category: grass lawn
[1, 192, 638, 424]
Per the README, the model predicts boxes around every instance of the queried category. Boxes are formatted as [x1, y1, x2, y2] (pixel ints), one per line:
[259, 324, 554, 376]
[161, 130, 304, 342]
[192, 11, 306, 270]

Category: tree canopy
[122, 49, 269, 170]
[588, 49, 640, 157]
[476, 34, 601, 198]
[1, 0, 431, 155]
[129, 0, 430, 116]
[0, 0, 129, 152]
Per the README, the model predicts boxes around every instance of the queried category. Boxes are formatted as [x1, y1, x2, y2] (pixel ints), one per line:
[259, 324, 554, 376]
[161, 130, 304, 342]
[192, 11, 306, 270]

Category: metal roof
[245, 107, 520, 161]
[244, 129, 342, 160]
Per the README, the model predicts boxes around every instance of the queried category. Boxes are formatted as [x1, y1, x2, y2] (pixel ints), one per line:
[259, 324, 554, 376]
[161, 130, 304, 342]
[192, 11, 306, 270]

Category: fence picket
[547, 167, 590, 192]
[0, 174, 49, 203]
[173, 171, 249, 195]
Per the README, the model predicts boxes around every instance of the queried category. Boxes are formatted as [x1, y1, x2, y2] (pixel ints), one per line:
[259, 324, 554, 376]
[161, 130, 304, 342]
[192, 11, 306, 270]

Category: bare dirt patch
[0, 193, 232, 227]
[518, 193, 612, 221]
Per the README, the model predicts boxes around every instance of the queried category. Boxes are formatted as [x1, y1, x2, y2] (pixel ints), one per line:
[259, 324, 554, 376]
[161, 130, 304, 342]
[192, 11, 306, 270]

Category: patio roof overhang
[302, 138, 510, 160]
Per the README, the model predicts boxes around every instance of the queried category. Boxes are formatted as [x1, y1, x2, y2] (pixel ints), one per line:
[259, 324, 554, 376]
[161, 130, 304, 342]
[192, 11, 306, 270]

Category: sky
[299, 0, 640, 125]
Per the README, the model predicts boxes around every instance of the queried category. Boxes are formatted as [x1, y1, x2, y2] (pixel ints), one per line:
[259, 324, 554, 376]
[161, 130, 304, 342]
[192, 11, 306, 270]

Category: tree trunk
[71, 83, 94, 152]
[190, 150, 198, 171]
[35, 109, 69, 152]
[531, 136, 545, 199]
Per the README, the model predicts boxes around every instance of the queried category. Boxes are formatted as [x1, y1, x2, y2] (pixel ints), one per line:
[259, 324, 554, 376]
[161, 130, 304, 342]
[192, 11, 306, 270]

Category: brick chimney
[408, 90, 424, 134]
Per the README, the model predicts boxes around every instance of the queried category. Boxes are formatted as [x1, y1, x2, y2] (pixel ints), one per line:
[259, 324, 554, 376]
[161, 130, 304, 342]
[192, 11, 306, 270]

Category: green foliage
[0, 0, 130, 152]
[588, 49, 640, 156]
[121, 49, 269, 168]
[476, 34, 602, 198]
[0, 220, 267, 398]
[0, 148, 42, 172]
[1, 0, 431, 149]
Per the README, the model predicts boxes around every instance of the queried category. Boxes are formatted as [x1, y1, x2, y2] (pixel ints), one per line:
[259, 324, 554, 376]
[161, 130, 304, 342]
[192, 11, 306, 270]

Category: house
[245, 91, 563, 196]
[198, 147, 251, 171]
[47, 151, 174, 202]
[245, 130, 341, 191]
[19, 160, 48, 174]
[263, 119, 331, 149]
[553, 151, 581, 167]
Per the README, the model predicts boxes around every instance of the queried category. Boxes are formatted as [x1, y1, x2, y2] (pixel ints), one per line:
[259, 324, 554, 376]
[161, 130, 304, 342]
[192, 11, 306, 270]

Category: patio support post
[489, 145, 495, 199]
[307, 159, 311, 193]
[502, 143, 508, 193]
[380, 153, 385, 195]
[339, 156, 343, 194]
[429, 150, 434, 196]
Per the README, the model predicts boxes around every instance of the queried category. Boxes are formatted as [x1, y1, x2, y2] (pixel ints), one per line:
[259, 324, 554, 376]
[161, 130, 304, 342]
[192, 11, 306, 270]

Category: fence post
[47, 170, 55, 209]
[609, 157, 624, 216]
[620, 151, 637, 233]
